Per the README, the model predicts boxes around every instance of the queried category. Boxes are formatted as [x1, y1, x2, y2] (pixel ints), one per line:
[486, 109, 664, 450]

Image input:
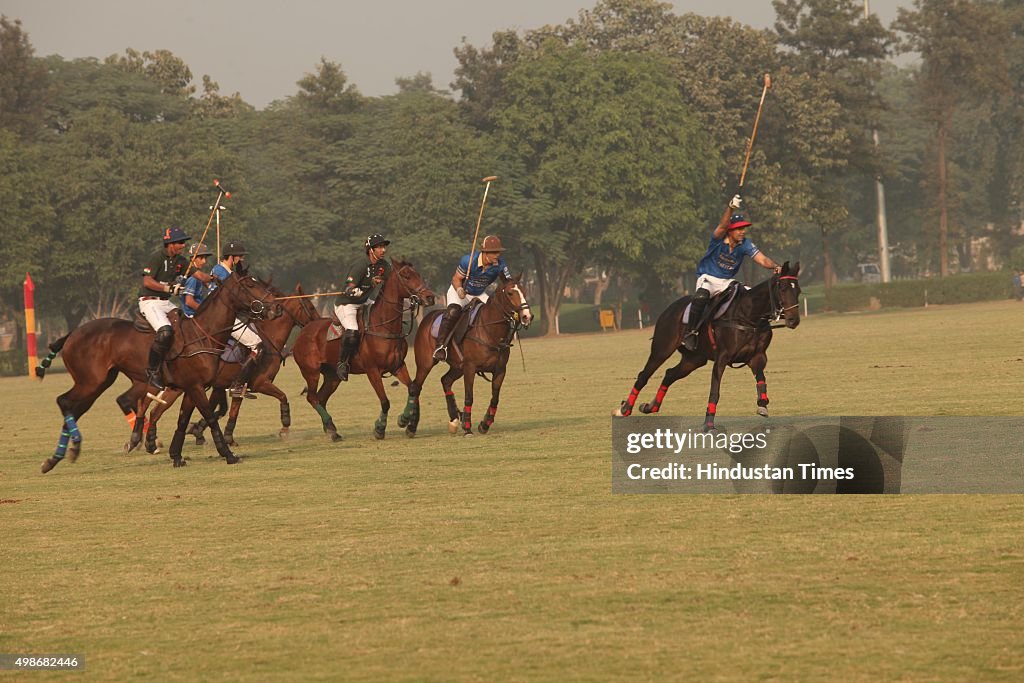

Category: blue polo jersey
[180, 275, 208, 318]
[458, 252, 512, 296]
[209, 263, 232, 290]
[696, 235, 760, 279]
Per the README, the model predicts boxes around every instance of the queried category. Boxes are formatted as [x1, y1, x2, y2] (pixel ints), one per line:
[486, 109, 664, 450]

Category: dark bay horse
[612, 262, 801, 430]
[36, 272, 279, 471]
[291, 259, 434, 441]
[122, 283, 321, 453]
[406, 276, 533, 436]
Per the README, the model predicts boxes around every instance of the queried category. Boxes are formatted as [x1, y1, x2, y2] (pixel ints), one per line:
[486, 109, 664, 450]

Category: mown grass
[1, 300, 1022, 681]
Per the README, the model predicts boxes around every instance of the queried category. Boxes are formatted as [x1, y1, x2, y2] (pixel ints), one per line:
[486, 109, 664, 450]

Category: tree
[0, 16, 51, 139]
[895, 0, 1011, 275]
[494, 41, 714, 334]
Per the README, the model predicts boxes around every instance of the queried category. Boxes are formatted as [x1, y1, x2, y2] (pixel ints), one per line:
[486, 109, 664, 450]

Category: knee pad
[445, 304, 462, 318]
[155, 326, 173, 349]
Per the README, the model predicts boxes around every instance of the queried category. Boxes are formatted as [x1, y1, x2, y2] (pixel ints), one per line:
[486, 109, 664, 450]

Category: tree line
[1, 0, 1022, 335]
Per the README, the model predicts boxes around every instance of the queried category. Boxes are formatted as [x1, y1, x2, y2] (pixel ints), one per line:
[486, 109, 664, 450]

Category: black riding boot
[229, 353, 260, 399]
[683, 290, 710, 352]
[146, 326, 173, 391]
[433, 305, 462, 361]
[336, 330, 360, 382]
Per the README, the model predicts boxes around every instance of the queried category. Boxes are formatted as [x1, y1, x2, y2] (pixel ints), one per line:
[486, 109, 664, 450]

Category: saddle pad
[682, 283, 745, 324]
[220, 338, 247, 363]
[326, 322, 345, 342]
[430, 303, 483, 338]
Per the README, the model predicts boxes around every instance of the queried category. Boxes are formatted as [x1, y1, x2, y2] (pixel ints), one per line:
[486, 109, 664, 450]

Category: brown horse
[406, 276, 532, 436]
[612, 262, 801, 429]
[36, 271, 279, 471]
[291, 259, 435, 441]
[120, 283, 321, 453]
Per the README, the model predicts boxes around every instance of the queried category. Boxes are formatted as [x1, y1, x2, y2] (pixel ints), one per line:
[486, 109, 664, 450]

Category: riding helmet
[480, 235, 506, 253]
[162, 226, 191, 244]
[222, 241, 248, 257]
[189, 242, 214, 257]
[365, 234, 391, 250]
[727, 215, 752, 231]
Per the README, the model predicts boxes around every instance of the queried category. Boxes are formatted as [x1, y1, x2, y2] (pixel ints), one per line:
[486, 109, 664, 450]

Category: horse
[612, 261, 801, 430]
[406, 275, 533, 436]
[120, 283, 321, 453]
[36, 271, 280, 472]
[290, 258, 435, 441]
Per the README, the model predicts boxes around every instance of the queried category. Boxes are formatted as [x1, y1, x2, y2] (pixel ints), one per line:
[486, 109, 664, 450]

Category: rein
[464, 287, 529, 352]
[363, 265, 431, 340]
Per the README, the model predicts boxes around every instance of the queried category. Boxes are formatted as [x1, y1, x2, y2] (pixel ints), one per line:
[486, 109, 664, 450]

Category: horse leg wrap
[651, 384, 669, 412]
[704, 402, 717, 429]
[63, 414, 82, 443]
[314, 404, 332, 428]
[483, 405, 497, 426]
[756, 380, 768, 407]
[53, 429, 71, 460]
[462, 405, 472, 432]
[39, 350, 57, 370]
[125, 410, 138, 428]
[280, 402, 291, 428]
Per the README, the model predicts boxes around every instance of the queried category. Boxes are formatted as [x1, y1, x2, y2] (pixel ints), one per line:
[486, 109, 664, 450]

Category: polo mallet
[468, 176, 498, 262]
[186, 179, 232, 278]
[738, 74, 772, 188]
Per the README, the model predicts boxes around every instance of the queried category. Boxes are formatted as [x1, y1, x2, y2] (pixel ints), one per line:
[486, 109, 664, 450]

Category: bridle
[173, 275, 278, 358]
[365, 263, 434, 340]
[465, 282, 532, 351]
[768, 274, 800, 324]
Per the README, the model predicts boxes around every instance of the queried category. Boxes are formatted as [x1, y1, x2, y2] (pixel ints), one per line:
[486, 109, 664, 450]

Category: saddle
[431, 299, 484, 347]
[133, 306, 182, 332]
[682, 281, 743, 325]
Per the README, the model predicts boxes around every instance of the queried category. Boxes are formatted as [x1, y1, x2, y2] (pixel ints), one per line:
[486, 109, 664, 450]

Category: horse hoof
[172, 457, 187, 468]
[224, 454, 240, 465]
[329, 432, 344, 443]
[405, 427, 416, 438]
[67, 442, 82, 463]
[448, 419, 459, 434]
[397, 414, 409, 428]
[638, 403, 653, 414]
[278, 428, 289, 439]
[757, 407, 769, 418]
[612, 402, 631, 417]
[40, 457, 59, 474]
[373, 429, 385, 441]
[463, 432, 475, 438]
[478, 423, 490, 434]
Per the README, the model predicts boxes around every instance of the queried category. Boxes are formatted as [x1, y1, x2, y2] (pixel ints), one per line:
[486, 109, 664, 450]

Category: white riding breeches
[695, 274, 737, 297]
[230, 318, 261, 350]
[334, 303, 360, 330]
[447, 284, 488, 308]
[139, 298, 177, 331]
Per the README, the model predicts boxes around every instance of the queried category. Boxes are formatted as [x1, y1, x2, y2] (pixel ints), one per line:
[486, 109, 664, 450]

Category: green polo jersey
[335, 256, 392, 305]
[140, 249, 189, 299]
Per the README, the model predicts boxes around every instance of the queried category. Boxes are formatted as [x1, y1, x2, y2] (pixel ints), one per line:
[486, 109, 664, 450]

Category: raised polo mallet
[468, 176, 498, 263]
[186, 179, 232, 278]
[739, 74, 772, 188]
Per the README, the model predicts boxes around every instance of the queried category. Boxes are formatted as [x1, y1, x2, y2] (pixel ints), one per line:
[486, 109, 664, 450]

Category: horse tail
[35, 333, 71, 380]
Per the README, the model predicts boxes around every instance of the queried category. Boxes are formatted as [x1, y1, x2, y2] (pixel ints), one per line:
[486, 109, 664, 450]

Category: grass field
[2, 300, 1023, 681]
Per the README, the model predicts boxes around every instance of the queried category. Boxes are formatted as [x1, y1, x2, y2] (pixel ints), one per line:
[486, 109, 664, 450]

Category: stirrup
[146, 369, 165, 392]
[336, 362, 350, 382]
[682, 329, 699, 351]
[432, 345, 448, 361]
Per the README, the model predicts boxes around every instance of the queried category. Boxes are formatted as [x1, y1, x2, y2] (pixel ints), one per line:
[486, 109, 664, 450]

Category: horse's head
[495, 273, 533, 328]
[390, 258, 436, 307]
[219, 271, 280, 322]
[774, 261, 801, 329]
[281, 283, 321, 327]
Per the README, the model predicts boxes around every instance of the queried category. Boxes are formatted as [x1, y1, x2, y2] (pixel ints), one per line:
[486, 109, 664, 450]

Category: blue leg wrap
[64, 414, 82, 442]
[54, 429, 70, 459]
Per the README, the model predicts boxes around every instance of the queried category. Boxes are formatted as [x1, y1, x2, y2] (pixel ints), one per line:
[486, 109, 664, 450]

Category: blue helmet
[162, 226, 190, 244]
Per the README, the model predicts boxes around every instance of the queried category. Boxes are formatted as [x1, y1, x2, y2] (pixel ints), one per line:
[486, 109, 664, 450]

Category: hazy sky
[6, 1, 910, 109]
